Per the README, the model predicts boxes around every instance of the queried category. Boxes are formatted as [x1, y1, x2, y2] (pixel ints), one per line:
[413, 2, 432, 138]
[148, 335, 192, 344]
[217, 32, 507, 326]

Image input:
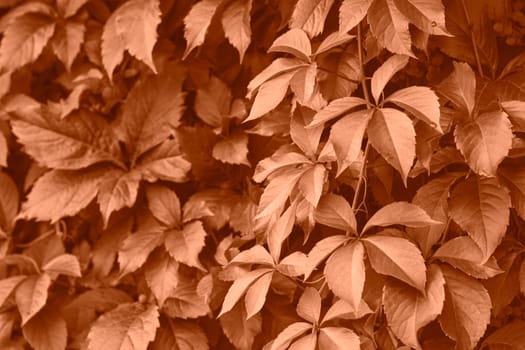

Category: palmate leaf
[314, 194, 357, 232]
[437, 62, 476, 117]
[270, 322, 312, 350]
[163, 278, 210, 319]
[289, 333, 317, 349]
[290, 0, 335, 38]
[212, 131, 250, 166]
[118, 229, 165, 277]
[221, 0, 252, 62]
[55, 0, 88, 18]
[145, 184, 181, 227]
[362, 201, 441, 233]
[481, 320, 525, 349]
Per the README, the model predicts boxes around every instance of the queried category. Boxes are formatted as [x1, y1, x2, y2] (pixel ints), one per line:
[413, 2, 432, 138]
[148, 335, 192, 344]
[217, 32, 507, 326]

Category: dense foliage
[1, 0, 525, 349]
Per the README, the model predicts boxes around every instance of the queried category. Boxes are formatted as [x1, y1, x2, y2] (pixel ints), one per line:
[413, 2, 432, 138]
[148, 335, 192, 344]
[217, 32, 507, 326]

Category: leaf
[244, 270, 273, 319]
[371, 54, 410, 104]
[289, 333, 317, 350]
[385, 86, 442, 132]
[499, 165, 525, 219]
[383, 264, 445, 349]
[11, 108, 122, 170]
[321, 299, 372, 323]
[437, 62, 476, 116]
[290, 109, 323, 157]
[0, 171, 19, 232]
[51, 21, 85, 71]
[367, 108, 416, 185]
[314, 194, 357, 232]
[221, 0, 252, 62]
[367, 0, 413, 56]
[145, 184, 181, 227]
[290, 0, 335, 38]
[268, 201, 297, 262]
[309, 96, 367, 126]
[42, 254, 81, 277]
[269, 29, 312, 61]
[118, 229, 165, 276]
[15, 274, 51, 325]
[19, 167, 112, 224]
[101, 0, 160, 76]
[501, 100, 525, 132]
[448, 176, 510, 261]
[363, 201, 441, 233]
[393, 0, 449, 35]
[183, 0, 222, 59]
[97, 169, 142, 227]
[0, 13, 55, 71]
[324, 241, 365, 311]
[230, 245, 274, 266]
[363, 235, 426, 291]
[220, 302, 262, 350]
[304, 235, 348, 279]
[253, 151, 311, 183]
[56, 0, 88, 18]
[318, 327, 360, 350]
[137, 139, 192, 184]
[298, 164, 326, 207]
[22, 305, 67, 350]
[218, 268, 274, 317]
[164, 278, 210, 319]
[247, 58, 307, 98]
[144, 251, 179, 308]
[151, 318, 209, 350]
[115, 68, 186, 163]
[481, 320, 525, 350]
[296, 287, 321, 324]
[317, 44, 359, 100]
[87, 302, 159, 350]
[339, 0, 373, 33]
[439, 266, 491, 350]
[0, 275, 26, 306]
[194, 76, 232, 128]
[164, 221, 207, 270]
[454, 111, 512, 177]
[315, 31, 355, 55]
[212, 132, 250, 165]
[270, 322, 312, 350]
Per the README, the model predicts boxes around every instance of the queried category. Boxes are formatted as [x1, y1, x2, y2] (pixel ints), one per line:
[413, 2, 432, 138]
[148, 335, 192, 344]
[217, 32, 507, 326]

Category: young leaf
[145, 184, 181, 227]
[309, 96, 367, 126]
[0, 13, 55, 71]
[437, 62, 476, 117]
[318, 327, 360, 349]
[324, 241, 365, 311]
[481, 320, 525, 349]
[151, 319, 209, 350]
[371, 54, 410, 104]
[304, 235, 348, 279]
[454, 111, 512, 177]
[183, 0, 223, 59]
[383, 264, 445, 349]
[220, 302, 262, 350]
[363, 235, 426, 291]
[393, 0, 449, 35]
[499, 165, 525, 219]
[269, 29, 312, 61]
[42, 254, 81, 277]
[244, 270, 273, 319]
[15, 274, 51, 325]
[449, 176, 510, 261]
[362, 201, 441, 233]
[290, 0, 335, 38]
[164, 221, 207, 270]
[297, 287, 321, 324]
[339, 0, 373, 33]
[439, 266, 491, 350]
[11, 108, 122, 170]
[270, 322, 312, 350]
[385, 86, 442, 132]
[368, 108, 416, 185]
[212, 132, 250, 166]
[51, 21, 85, 71]
[221, 0, 252, 62]
[22, 305, 67, 350]
[118, 229, 165, 277]
[367, 0, 413, 56]
[87, 303, 160, 350]
[314, 194, 357, 232]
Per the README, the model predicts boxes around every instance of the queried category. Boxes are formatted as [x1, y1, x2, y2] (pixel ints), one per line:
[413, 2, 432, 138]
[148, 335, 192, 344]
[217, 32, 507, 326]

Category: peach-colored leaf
[221, 0, 252, 62]
[183, 0, 222, 59]
[15, 274, 51, 325]
[164, 221, 207, 270]
[269, 28, 312, 61]
[290, 0, 335, 38]
[339, 0, 373, 33]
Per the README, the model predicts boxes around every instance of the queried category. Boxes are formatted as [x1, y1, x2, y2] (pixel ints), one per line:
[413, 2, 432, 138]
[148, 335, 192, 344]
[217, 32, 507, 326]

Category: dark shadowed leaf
[22, 305, 67, 350]
[220, 302, 262, 350]
[183, 0, 222, 59]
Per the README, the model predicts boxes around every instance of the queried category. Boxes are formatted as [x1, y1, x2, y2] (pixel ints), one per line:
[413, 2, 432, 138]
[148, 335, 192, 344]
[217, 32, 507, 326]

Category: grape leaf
[51, 20, 85, 71]
[318, 327, 360, 349]
[0, 13, 55, 71]
[183, 0, 222, 59]
[0, 171, 19, 232]
[144, 250, 179, 307]
[42, 254, 81, 277]
[393, 0, 449, 35]
[449, 176, 510, 261]
[314, 194, 357, 232]
[221, 0, 252, 62]
[383, 264, 445, 349]
[22, 305, 67, 350]
[367, 0, 413, 56]
[363, 201, 441, 233]
[324, 241, 365, 311]
[368, 108, 416, 185]
[270, 322, 312, 350]
[151, 318, 209, 350]
[269, 28, 312, 62]
[290, 0, 335, 38]
[118, 229, 165, 277]
[11, 108, 123, 170]
[164, 221, 207, 270]
[220, 302, 262, 350]
[454, 111, 512, 177]
[439, 266, 491, 350]
[15, 274, 51, 325]
[212, 132, 250, 165]
[87, 302, 160, 350]
[297, 287, 321, 324]
[363, 235, 426, 291]
[339, 0, 373, 33]
[244, 270, 273, 319]
[371, 54, 409, 104]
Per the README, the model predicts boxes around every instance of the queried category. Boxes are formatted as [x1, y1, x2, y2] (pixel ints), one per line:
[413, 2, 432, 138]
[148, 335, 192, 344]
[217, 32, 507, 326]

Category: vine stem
[460, 0, 485, 78]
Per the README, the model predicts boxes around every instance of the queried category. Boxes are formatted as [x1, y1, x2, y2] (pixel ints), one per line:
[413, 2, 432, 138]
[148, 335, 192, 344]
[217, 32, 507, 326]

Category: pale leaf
[230, 245, 274, 266]
[304, 235, 347, 279]
[449, 176, 510, 261]
[164, 278, 210, 319]
[318, 327, 360, 349]
[321, 299, 372, 323]
[309, 96, 366, 126]
[101, 9, 125, 78]
[314, 31, 355, 55]
[0, 171, 19, 232]
[212, 132, 250, 166]
[393, 0, 449, 35]
[290, 0, 335, 37]
[0, 275, 26, 306]
[137, 139, 192, 184]
[437, 62, 476, 116]
[367, 108, 416, 185]
[87, 303, 159, 350]
[439, 266, 491, 350]
[383, 264, 445, 349]
[289, 333, 317, 350]
[371, 54, 409, 104]
[277, 251, 309, 277]
[324, 241, 365, 311]
[118, 229, 165, 276]
[164, 221, 206, 270]
[246, 58, 306, 98]
[268, 201, 297, 263]
[144, 251, 179, 307]
[15, 274, 51, 325]
[221, 0, 252, 62]
[297, 287, 321, 324]
[183, 0, 222, 59]
[454, 111, 512, 177]
[362, 201, 441, 233]
[290, 109, 323, 157]
[339, 0, 373, 33]
[499, 165, 525, 219]
[51, 20, 85, 71]
[269, 28, 312, 61]
[22, 305, 67, 350]
[42, 254, 81, 277]
[270, 322, 312, 350]
[150, 319, 209, 350]
[314, 194, 356, 232]
[363, 235, 426, 291]
[244, 271, 273, 319]
[481, 320, 525, 349]
[0, 13, 55, 71]
[253, 151, 311, 183]
[298, 164, 326, 207]
[367, 0, 413, 56]
[220, 302, 262, 350]
[145, 184, 181, 227]
[194, 76, 232, 128]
